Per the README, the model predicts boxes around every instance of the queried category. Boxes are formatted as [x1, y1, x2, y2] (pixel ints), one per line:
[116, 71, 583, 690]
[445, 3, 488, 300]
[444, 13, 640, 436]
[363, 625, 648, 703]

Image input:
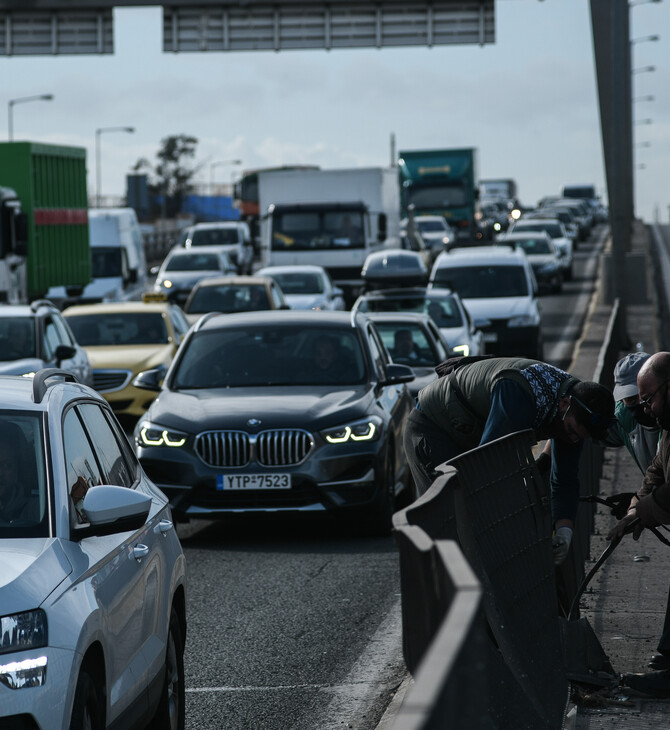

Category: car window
[64, 404, 136, 527]
[169, 306, 190, 338]
[366, 325, 388, 378]
[0, 412, 48, 537]
[43, 316, 63, 359]
[67, 312, 168, 346]
[270, 283, 284, 308]
[191, 228, 240, 245]
[165, 252, 223, 272]
[52, 313, 75, 348]
[358, 294, 463, 328]
[375, 322, 436, 366]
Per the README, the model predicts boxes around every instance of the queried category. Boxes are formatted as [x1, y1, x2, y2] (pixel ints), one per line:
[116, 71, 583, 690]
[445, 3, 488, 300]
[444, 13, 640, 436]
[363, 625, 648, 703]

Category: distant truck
[480, 178, 518, 204]
[0, 142, 90, 303]
[561, 184, 597, 201]
[397, 148, 479, 244]
[258, 167, 401, 305]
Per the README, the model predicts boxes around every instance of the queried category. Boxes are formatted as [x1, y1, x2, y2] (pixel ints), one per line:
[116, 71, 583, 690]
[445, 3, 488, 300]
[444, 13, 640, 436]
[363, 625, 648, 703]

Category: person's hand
[607, 510, 641, 541]
[552, 526, 573, 565]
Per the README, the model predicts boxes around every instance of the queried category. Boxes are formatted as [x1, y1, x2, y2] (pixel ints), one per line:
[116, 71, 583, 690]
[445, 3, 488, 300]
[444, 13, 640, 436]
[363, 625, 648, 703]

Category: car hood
[86, 344, 174, 372]
[0, 539, 72, 614]
[146, 385, 377, 432]
[462, 297, 535, 319]
[0, 358, 45, 375]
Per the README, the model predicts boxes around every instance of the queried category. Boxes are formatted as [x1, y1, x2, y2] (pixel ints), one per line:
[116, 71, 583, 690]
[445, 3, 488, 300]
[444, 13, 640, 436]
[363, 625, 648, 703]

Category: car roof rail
[33, 368, 80, 403]
[193, 311, 221, 330]
[30, 298, 57, 313]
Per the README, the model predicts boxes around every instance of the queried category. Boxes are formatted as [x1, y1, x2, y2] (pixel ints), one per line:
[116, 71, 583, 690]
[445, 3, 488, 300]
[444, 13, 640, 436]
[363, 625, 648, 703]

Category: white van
[48, 208, 148, 304]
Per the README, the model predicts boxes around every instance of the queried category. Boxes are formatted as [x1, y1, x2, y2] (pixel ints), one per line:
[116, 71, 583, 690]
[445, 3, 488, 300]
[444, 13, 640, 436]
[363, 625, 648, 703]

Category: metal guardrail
[391, 298, 626, 729]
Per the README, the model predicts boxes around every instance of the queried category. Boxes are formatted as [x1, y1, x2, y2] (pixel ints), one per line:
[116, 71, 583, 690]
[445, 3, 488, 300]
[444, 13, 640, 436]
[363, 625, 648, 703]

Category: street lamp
[209, 159, 242, 194]
[8, 94, 54, 141]
[95, 126, 135, 208]
[632, 65, 656, 73]
[630, 34, 660, 43]
[633, 94, 655, 102]
[635, 118, 653, 124]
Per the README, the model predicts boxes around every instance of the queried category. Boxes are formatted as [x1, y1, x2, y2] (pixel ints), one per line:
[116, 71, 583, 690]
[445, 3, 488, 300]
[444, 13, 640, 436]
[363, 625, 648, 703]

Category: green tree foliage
[134, 134, 199, 218]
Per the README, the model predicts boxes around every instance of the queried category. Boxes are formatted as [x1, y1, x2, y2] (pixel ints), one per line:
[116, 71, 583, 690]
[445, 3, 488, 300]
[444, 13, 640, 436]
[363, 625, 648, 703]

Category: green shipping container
[0, 141, 90, 299]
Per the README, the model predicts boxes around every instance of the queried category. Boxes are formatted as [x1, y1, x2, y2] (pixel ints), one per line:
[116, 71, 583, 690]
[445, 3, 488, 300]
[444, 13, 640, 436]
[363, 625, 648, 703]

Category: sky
[1, 0, 668, 223]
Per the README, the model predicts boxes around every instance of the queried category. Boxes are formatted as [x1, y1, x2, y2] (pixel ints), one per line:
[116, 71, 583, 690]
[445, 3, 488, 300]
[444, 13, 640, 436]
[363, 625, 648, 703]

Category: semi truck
[480, 178, 518, 204]
[258, 167, 401, 305]
[0, 142, 90, 303]
[398, 148, 479, 244]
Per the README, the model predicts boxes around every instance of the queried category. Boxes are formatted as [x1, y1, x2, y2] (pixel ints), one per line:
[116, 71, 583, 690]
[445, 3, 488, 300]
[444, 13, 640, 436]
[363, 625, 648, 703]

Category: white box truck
[258, 167, 400, 305]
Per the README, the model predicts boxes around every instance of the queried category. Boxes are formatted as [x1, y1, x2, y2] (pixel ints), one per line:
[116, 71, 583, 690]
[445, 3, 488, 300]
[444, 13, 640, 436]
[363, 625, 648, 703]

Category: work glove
[552, 526, 573, 565]
[534, 451, 551, 475]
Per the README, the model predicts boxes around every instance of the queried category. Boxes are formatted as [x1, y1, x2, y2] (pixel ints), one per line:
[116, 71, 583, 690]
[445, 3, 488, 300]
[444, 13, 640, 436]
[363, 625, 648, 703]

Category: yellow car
[63, 294, 191, 426]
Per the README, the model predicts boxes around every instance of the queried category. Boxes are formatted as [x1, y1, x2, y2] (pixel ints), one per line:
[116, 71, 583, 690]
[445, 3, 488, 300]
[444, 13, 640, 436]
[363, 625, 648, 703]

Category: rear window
[432, 264, 529, 298]
[358, 294, 463, 328]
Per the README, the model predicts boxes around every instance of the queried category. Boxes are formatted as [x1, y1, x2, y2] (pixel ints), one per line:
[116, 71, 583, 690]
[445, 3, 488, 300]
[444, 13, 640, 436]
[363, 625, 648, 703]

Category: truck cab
[0, 187, 28, 304]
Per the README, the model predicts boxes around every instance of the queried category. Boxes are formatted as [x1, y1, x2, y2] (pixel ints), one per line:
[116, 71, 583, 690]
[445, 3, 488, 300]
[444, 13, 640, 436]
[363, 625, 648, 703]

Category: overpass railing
[391, 298, 625, 729]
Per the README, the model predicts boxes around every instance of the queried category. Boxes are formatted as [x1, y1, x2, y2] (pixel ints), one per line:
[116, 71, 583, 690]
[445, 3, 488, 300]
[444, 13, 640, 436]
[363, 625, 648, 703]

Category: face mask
[626, 403, 658, 428]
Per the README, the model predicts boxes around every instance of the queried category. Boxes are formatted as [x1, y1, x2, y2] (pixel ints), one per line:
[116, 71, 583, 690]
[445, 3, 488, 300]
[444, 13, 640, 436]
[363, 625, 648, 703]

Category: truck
[0, 142, 90, 303]
[480, 178, 518, 204]
[397, 148, 479, 244]
[258, 167, 401, 306]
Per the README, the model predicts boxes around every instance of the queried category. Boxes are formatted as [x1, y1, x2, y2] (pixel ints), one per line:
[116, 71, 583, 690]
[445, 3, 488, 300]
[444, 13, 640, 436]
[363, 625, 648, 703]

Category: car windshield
[268, 272, 323, 295]
[164, 252, 224, 272]
[0, 412, 48, 538]
[0, 318, 36, 359]
[511, 238, 553, 255]
[417, 220, 446, 233]
[517, 222, 562, 238]
[67, 312, 168, 345]
[357, 294, 464, 328]
[374, 322, 447, 366]
[407, 183, 468, 209]
[190, 228, 240, 245]
[432, 265, 529, 298]
[173, 326, 367, 388]
[186, 284, 270, 314]
[271, 209, 366, 251]
[91, 246, 123, 278]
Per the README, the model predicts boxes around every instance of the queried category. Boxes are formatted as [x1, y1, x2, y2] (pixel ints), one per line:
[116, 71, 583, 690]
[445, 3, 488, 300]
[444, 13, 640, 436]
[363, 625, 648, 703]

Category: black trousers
[402, 408, 462, 497]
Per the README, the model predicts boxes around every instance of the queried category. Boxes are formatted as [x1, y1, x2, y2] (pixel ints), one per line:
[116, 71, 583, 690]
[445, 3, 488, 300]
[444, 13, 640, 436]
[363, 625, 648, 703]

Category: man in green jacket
[403, 356, 615, 564]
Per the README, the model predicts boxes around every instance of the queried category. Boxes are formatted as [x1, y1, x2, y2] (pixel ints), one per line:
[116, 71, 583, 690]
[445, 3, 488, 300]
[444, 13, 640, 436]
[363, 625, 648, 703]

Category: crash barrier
[393, 430, 570, 729]
[391, 298, 627, 727]
[392, 527, 488, 730]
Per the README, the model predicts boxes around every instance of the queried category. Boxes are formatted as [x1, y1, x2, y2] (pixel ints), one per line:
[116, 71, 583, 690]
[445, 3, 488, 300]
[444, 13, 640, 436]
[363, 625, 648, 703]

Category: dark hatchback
[132, 310, 415, 533]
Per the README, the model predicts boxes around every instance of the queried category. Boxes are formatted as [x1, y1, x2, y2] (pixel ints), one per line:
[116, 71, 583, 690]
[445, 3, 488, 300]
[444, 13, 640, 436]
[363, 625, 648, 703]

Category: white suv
[0, 369, 186, 729]
[179, 221, 254, 274]
[429, 246, 543, 359]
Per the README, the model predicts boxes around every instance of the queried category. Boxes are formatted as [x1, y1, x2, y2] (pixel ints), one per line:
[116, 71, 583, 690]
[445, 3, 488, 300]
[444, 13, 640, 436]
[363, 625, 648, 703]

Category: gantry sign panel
[163, 2, 495, 53]
[0, 1, 493, 55]
[0, 9, 113, 54]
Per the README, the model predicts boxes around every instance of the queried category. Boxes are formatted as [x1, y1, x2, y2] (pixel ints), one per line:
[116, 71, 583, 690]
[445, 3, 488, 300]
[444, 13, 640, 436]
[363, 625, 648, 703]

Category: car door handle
[131, 544, 150, 562]
[154, 519, 174, 536]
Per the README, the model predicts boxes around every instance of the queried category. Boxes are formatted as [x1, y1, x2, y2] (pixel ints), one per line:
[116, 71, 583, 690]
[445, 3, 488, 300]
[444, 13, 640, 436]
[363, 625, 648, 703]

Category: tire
[148, 607, 185, 730]
[69, 667, 105, 730]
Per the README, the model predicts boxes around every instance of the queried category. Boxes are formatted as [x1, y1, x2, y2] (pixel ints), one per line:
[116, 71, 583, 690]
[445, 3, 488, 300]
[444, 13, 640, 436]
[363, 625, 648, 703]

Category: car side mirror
[55, 344, 77, 365]
[133, 366, 166, 391]
[383, 363, 415, 384]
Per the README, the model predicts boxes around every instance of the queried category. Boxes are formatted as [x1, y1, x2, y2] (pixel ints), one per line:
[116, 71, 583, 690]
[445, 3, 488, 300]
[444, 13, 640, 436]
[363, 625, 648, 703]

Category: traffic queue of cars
[0, 200, 600, 727]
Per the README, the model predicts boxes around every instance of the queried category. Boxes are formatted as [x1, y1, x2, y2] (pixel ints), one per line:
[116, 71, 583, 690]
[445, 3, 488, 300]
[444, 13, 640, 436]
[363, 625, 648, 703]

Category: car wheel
[148, 607, 185, 730]
[69, 667, 105, 730]
[366, 452, 396, 536]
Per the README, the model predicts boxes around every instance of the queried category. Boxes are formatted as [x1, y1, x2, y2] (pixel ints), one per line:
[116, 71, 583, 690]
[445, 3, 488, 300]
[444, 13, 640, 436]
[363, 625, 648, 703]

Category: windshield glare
[173, 327, 367, 387]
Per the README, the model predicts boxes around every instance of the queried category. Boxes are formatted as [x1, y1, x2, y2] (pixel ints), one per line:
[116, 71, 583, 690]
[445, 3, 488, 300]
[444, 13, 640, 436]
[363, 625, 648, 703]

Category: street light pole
[209, 159, 242, 195]
[8, 94, 54, 141]
[95, 126, 135, 208]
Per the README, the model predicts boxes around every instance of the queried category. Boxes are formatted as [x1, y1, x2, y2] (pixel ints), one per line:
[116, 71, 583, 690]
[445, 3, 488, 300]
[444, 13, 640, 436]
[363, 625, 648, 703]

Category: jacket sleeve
[638, 438, 667, 501]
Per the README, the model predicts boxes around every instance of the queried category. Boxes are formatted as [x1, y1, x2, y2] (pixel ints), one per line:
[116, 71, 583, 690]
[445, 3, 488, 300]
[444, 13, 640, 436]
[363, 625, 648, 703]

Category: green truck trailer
[0, 142, 90, 303]
[398, 148, 480, 244]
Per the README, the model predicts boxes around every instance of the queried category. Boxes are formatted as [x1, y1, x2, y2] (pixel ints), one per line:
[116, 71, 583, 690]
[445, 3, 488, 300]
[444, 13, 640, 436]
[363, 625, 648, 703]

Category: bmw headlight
[508, 313, 540, 328]
[452, 344, 470, 357]
[138, 421, 188, 448]
[321, 416, 382, 444]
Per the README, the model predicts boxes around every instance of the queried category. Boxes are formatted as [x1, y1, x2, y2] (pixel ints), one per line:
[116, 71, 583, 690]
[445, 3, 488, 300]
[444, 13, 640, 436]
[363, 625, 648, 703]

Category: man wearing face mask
[608, 352, 670, 694]
[606, 352, 661, 475]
